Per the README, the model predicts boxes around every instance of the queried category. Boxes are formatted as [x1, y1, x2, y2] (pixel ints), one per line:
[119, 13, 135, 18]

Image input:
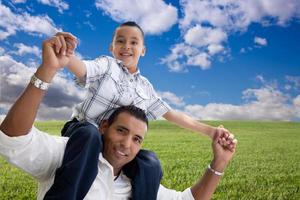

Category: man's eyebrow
[116, 125, 129, 132]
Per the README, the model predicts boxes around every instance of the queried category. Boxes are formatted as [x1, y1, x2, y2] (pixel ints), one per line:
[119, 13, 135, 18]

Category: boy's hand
[41, 32, 78, 71]
[54, 32, 78, 56]
[215, 125, 237, 152]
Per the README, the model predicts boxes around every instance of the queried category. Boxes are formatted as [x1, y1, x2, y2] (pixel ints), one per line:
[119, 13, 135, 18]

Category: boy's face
[110, 26, 146, 73]
[100, 112, 147, 175]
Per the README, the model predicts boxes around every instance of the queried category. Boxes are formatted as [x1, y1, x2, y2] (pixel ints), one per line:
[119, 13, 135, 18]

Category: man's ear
[99, 120, 109, 135]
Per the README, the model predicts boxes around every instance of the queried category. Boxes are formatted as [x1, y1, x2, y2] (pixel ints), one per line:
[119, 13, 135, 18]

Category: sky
[0, 0, 300, 121]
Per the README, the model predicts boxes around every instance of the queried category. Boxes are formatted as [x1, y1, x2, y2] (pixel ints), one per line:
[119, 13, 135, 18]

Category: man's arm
[190, 131, 237, 200]
[0, 36, 70, 136]
[157, 132, 237, 200]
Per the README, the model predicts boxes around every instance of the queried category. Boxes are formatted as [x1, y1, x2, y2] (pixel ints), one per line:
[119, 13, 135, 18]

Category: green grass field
[1, 121, 300, 199]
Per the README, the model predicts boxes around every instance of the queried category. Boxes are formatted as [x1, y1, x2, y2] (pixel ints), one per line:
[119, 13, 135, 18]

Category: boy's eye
[131, 41, 138, 45]
[116, 39, 124, 43]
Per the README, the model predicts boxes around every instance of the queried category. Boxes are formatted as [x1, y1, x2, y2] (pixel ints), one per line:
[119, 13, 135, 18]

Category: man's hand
[41, 32, 77, 71]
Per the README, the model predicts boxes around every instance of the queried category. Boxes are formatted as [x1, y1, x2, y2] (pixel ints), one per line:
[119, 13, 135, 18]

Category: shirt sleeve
[0, 127, 68, 181]
[146, 83, 171, 120]
[76, 56, 110, 88]
[157, 185, 195, 200]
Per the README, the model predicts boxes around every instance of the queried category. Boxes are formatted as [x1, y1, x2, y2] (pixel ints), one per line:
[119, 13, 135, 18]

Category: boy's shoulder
[138, 74, 154, 88]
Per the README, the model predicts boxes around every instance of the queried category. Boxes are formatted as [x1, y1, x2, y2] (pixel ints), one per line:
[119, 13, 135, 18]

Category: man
[0, 35, 237, 200]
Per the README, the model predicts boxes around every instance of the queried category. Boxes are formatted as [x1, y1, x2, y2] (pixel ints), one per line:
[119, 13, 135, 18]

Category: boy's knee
[69, 123, 102, 147]
[137, 150, 162, 170]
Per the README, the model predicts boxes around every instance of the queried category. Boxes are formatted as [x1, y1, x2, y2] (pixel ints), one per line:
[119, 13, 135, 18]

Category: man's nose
[121, 136, 131, 148]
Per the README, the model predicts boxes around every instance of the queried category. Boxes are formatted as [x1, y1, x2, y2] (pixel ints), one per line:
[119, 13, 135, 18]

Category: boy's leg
[123, 149, 163, 200]
[44, 121, 102, 200]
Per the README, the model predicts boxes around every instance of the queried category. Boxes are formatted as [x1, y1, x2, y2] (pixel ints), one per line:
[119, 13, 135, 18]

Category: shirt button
[130, 79, 133, 82]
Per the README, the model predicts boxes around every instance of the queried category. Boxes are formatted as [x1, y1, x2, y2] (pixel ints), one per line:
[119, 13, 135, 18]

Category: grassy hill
[1, 120, 300, 199]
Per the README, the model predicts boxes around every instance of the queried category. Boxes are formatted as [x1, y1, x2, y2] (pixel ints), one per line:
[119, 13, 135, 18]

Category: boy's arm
[0, 36, 69, 136]
[163, 110, 235, 149]
[54, 32, 87, 78]
[66, 55, 86, 78]
[163, 109, 217, 138]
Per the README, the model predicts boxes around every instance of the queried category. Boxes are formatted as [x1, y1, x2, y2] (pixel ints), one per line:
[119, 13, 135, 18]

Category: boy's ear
[99, 120, 109, 135]
[109, 44, 113, 53]
[141, 46, 146, 57]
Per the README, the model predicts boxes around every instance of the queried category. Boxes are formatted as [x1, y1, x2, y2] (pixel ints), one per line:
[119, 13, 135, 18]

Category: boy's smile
[110, 26, 146, 74]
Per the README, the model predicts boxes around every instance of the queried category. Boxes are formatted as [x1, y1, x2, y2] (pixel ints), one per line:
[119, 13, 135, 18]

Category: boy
[44, 21, 235, 199]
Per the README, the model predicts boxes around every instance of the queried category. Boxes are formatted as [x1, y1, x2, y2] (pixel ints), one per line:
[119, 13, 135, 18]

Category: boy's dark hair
[107, 105, 148, 127]
[119, 21, 144, 37]
[112, 21, 145, 41]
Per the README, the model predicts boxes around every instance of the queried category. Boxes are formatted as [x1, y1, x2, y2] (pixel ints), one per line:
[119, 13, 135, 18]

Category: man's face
[110, 26, 146, 74]
[100, 112, 147, 174]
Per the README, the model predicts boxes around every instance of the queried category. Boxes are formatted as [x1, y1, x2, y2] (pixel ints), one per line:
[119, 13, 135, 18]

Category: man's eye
[134, 137, 142, 144]
[116, 40, 124, 43]
[117, 128, 124, 133]
[131, 41, 138, 45]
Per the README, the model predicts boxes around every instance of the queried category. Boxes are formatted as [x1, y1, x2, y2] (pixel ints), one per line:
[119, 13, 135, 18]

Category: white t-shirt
[0, 127, 194, 200]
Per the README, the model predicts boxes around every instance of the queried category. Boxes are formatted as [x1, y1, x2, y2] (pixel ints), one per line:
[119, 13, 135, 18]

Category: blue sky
[0, 0, 300, 121]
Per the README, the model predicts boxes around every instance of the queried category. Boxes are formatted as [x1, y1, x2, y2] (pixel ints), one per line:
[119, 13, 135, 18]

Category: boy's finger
[52, 36, 62, 54]
[56, 32, 77, 41]
[66, 38, 77, 50]
[58, 35, 67, 55]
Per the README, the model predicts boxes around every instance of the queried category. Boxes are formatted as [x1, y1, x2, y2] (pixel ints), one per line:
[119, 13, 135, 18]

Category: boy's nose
[123, 42, 130, 49]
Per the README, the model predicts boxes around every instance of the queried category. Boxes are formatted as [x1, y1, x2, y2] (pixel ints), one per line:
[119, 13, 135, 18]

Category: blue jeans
[44, 119, 162, 200]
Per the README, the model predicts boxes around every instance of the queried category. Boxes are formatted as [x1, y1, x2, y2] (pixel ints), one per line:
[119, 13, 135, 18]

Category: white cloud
[254, 36, 267, 46]
[13, 43, 41, 57]
[208, 44, 224, 55]
[95, 0, 178, 35]
[184, 86, 297, 121]
[0, 46, 4, 55]
[0, 3, 60, 40]
[161, 43, 213, 71]
[184, 25, 227, 47]
[0, 55, 85, 120]
[187, 53, 211, 70]
[38, 0, 69, 14]
[157, 91, 185, 107]
[162, 0, 300, 72]
[153, 75, 300, 121]
[285, 75, 300, 90]
[12, 0, 27, 3]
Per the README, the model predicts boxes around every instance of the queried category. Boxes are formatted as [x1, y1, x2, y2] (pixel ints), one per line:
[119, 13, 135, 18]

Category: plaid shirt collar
[116, 58, 141, 78]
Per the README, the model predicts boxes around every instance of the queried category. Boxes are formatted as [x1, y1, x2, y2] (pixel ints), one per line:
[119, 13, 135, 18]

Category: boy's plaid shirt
[72, 56, 170, 127]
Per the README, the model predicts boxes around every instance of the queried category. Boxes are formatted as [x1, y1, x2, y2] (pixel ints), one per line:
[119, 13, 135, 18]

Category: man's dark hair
[112, 21, 145, 41]
[107, 105, 148, 127]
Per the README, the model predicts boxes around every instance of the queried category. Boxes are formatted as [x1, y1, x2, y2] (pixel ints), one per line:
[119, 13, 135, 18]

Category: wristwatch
[30, 74, 50, 90]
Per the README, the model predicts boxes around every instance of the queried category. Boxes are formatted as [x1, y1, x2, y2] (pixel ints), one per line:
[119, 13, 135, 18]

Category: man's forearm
[191, 159, 227, 200]
[0, 66, 57, 136]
